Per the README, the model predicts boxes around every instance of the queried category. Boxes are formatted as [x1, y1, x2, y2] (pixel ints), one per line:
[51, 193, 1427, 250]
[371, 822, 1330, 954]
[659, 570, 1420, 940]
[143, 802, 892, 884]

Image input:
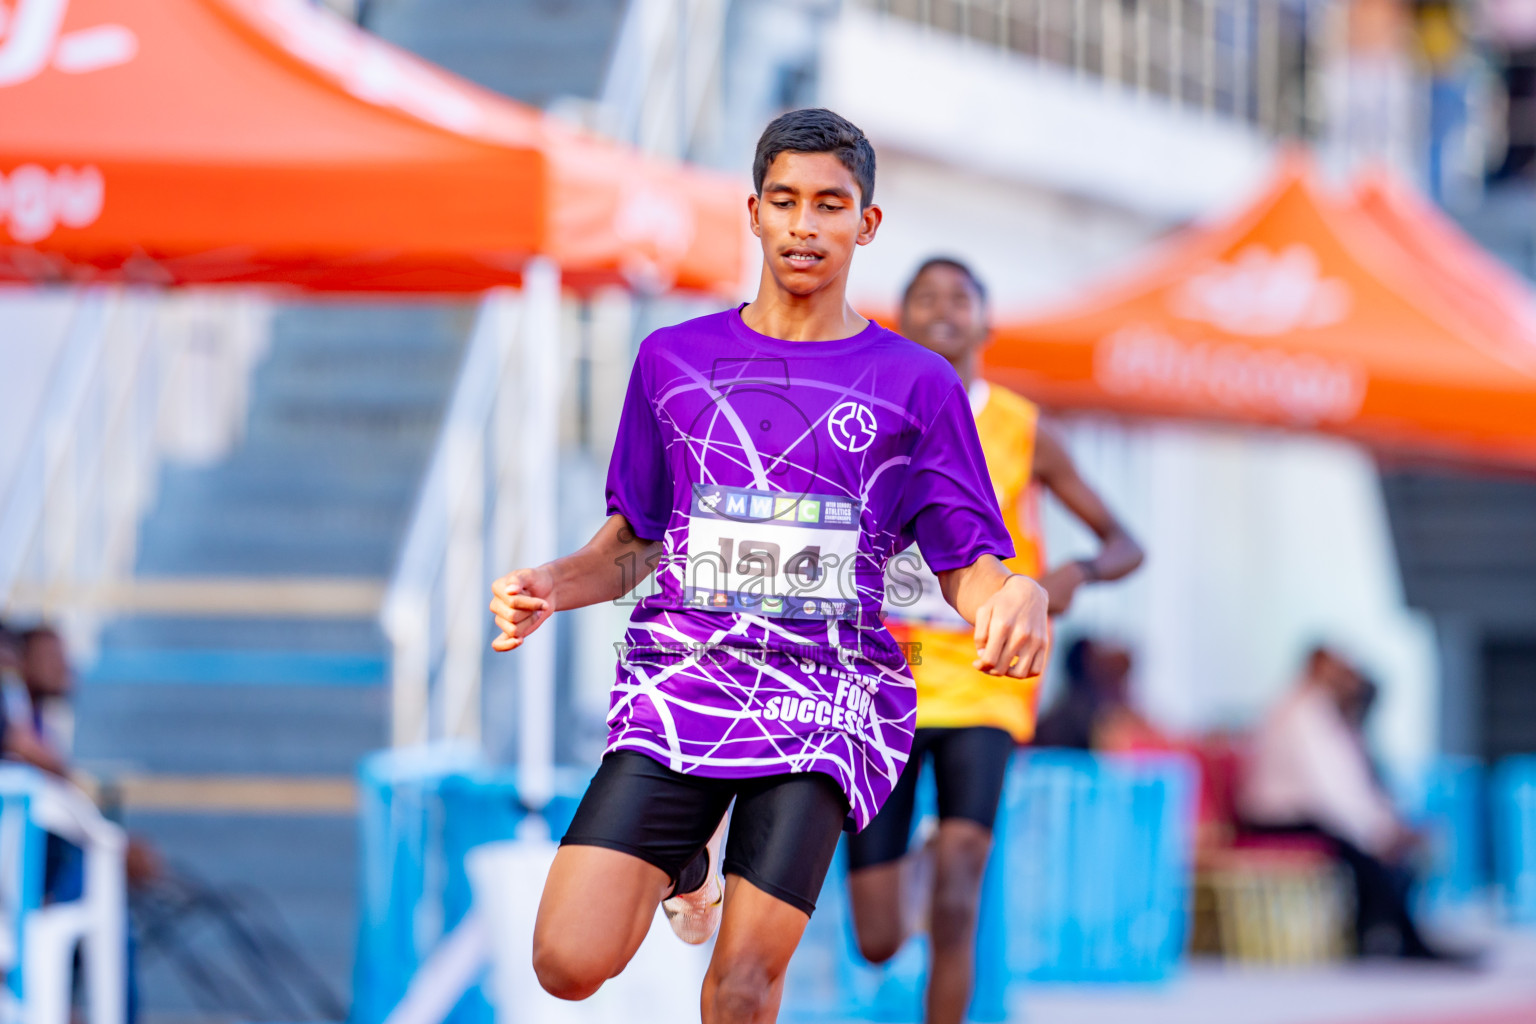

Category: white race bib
[683, 484, 864, 620]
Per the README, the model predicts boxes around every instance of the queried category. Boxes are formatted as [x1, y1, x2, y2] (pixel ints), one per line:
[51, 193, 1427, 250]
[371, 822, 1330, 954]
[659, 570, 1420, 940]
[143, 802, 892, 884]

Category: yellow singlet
[882, 380, 1047, 742]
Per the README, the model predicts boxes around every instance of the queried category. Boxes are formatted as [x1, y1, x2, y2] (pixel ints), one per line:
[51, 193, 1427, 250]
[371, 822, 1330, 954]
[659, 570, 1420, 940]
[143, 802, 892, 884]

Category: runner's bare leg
[848, 837, 933, 963]
[700, 875, 812, 1024]
[533, 845, 672, 1000]
[847, 860, 906, 963]
[924, 819, 993, 1024]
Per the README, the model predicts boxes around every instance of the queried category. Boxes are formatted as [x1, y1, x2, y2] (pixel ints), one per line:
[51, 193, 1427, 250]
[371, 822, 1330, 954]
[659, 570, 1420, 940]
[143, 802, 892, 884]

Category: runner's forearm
[936, 554, 1013, 625]
[545, 515, 665, 609]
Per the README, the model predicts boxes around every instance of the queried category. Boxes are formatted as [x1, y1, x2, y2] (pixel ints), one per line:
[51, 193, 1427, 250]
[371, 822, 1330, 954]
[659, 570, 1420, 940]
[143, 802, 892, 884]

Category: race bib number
[683, 484, 863, 620]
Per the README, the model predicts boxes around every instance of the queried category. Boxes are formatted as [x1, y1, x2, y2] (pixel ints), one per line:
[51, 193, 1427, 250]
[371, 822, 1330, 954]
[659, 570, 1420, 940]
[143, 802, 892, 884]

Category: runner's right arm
[489, 513, 663, 652]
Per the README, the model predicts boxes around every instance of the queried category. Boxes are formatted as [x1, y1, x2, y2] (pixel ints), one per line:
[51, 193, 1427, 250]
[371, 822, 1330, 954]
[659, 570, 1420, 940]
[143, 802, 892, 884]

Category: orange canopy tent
[1352, 170, 1536, 374]
[984, 157, 1536, 468]
[0, 0, 744, 293]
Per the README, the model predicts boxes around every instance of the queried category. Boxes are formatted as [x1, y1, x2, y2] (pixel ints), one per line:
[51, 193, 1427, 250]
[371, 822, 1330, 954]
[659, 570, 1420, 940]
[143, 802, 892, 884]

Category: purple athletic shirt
[602, 306, 1013, 829]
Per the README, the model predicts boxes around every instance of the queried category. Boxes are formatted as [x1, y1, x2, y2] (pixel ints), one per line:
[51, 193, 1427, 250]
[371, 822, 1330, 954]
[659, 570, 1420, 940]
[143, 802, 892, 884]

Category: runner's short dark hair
[902, 256, 988, 308]
[753, 108, 876, 209]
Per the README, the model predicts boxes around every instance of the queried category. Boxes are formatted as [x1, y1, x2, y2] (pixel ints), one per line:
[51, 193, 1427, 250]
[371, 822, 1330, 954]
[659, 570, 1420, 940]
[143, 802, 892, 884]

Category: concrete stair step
[154, 467, 418, 509]
[77, 683, 387, 774]
[237, 428, 439, 461]
[87, 647, 387, 687]
[252, 366, 461, 404]
[136, 534, 403, 577]
[242, 399, 447, 440]
[139, 495, 410, 538]
[203, 440, 436, 474]
[269, 300, 472, 341]
[99, 615, 385, 654]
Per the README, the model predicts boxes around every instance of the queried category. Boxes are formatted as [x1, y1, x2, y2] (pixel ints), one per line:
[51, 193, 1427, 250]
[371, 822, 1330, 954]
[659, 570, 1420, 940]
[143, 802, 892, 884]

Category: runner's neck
[741, 271, 868, 342]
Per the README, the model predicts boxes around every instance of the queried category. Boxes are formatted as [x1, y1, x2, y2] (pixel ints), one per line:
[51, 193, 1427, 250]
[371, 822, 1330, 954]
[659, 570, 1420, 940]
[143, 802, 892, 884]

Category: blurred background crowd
[4, 0, 1536, 1021]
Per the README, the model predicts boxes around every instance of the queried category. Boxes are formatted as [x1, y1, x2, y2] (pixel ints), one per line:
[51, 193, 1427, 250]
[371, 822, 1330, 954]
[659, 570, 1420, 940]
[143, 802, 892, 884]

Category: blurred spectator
[1033, 638, 1170, 752]
[1340, 672, 1392, 788]
[0, 620, 20, 711]
[3, 625, 151, 1020]
[1238, 646, 1469, 962]
[12, 626, 161, 884]
[0, 622, 68, 776]
[1414, 0, 1478, 203]
[19, 627, 75, 765]
[1481, 0, 1536, 180]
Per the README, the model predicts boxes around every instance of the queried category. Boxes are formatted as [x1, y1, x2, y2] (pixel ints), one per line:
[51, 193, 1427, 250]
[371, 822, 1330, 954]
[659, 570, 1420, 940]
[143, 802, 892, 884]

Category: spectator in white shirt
[1239, 646, 1469, 963]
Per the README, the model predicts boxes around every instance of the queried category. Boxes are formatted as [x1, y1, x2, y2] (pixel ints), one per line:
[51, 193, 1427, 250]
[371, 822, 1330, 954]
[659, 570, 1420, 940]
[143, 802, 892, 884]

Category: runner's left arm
[1031, 421, 1144, 615]
[490, 514, 664, 653]
[936, 556, 1049, 679]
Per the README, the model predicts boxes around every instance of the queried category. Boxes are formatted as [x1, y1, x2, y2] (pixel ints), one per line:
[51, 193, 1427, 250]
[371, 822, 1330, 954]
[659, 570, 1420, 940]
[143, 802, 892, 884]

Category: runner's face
[900, 264, 987, 362]
[750, 152, 878, 297]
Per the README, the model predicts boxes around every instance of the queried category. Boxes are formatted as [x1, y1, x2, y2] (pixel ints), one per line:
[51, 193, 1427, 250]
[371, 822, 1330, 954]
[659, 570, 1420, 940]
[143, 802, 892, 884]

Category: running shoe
[663, 814, 727, 944]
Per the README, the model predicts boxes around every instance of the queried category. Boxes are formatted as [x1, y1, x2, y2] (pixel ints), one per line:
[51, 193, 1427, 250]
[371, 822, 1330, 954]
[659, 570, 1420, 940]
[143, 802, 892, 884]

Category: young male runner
[847, 257, 1144, 1024]
[487, 111, 1051, 1024]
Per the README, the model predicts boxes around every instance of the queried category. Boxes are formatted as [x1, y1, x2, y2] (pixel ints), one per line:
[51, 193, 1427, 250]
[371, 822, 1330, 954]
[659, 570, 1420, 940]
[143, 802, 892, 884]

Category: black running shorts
[844, 726, 1015, 871]
[560, 750, 850, 916]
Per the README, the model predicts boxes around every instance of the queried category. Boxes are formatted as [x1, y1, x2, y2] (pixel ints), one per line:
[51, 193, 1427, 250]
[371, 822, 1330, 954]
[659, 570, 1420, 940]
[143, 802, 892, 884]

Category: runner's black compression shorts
[561, 749, 849, 915]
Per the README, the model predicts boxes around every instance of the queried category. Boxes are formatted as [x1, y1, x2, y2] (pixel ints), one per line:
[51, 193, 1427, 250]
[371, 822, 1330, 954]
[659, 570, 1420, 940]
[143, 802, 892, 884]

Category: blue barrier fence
[353, 745, 1509, 1024]
[352, 747, 588, 1024]
[1404, 757, 1486, 914]
[354, 747, 1199, 1023]
[780, 750, 1197, 1023]
[1004, 750, 1196, 982]
[1493, 755, 1536, 923]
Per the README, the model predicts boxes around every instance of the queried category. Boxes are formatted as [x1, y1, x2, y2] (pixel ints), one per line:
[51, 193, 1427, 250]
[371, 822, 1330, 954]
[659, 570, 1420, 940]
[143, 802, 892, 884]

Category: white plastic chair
[0, 766, 126, 1024]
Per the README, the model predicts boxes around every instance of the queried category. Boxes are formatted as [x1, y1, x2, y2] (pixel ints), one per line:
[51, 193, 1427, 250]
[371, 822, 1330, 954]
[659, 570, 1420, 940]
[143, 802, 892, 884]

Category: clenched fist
[489, 565, 557, 652]
[971, 573, 1050, 678]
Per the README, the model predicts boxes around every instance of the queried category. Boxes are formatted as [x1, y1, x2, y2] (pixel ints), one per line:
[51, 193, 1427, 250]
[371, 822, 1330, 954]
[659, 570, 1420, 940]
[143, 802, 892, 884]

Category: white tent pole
[517, 258, 561, 817]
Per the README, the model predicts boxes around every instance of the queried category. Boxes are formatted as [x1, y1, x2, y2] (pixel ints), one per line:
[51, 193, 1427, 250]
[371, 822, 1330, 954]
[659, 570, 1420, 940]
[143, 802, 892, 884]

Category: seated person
[1238, 645, 1470, 963]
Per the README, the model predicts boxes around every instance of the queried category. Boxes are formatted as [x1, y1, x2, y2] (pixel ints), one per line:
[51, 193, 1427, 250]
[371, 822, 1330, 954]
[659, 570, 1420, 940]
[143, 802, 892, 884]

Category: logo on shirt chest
[828, 401, 878, 453]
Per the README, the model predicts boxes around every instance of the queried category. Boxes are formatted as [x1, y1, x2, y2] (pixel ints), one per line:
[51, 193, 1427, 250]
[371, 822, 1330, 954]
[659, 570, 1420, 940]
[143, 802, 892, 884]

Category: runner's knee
[531, 936, 610, 1001]
[930, 881, 982, 950]
[930, 831, 991, 950]
[856, 928, 903, 964]
[709, 957, 779, 1022]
